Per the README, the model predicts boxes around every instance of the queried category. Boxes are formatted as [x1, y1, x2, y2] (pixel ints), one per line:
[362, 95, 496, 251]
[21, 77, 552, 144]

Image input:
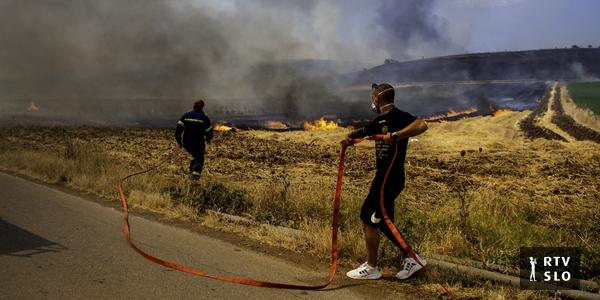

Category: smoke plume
[370, 0, 463, 60]
[0, 0, 519, 126]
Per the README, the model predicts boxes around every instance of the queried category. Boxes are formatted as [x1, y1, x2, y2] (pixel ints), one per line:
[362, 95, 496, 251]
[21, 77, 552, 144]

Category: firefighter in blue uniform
[175, 100, 214, 179]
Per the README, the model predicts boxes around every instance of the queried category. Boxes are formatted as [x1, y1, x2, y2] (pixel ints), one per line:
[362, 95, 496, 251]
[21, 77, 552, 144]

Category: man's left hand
[383, 133, 395, 144]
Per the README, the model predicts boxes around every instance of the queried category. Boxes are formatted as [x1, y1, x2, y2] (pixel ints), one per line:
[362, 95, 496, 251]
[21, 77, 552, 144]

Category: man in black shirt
[342, 83, 428, 280]
[175, 99, 214, 180]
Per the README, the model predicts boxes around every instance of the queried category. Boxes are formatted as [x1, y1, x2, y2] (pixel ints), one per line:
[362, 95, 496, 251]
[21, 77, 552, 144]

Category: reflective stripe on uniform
[205, 126, 212, 132]
[184, 118, 204, 123]
[177, 120, 185, 126]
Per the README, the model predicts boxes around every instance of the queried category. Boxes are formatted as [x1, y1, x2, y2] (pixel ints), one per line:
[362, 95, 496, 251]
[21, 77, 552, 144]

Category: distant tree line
[382, 45, 600, 64]
[571, 45, 599, 49]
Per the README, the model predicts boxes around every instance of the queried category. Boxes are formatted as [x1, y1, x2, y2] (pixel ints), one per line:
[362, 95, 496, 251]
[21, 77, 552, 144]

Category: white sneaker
[395, 254, 427, 280]
[346, 262, 382, 280]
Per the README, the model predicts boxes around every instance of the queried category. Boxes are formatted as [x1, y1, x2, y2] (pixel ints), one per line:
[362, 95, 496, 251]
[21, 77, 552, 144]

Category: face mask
[371, 102, 393, 114]
[371, 86, 395, 114]
[371, 101, 379, 114]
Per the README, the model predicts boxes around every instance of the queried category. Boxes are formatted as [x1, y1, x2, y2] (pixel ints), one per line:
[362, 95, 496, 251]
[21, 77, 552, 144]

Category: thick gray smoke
[371, 0, 463, 60]
[0, 0, 307, 98]
[0, 0, 478, 126]
[0, 0, 376, 123]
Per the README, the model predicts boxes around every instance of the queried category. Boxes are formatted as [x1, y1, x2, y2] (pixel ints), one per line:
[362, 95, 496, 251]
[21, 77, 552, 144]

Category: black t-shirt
[363, 107, 417, 175]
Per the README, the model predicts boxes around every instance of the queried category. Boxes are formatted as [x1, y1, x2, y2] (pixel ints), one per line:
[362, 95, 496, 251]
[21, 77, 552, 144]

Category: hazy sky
[339, 0, 600, 60]
[1, 0, 598, 99]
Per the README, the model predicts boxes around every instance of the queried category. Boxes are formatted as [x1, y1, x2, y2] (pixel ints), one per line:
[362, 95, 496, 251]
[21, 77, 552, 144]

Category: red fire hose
[116, 137, 368, 289]
[117, 135, 453, 296]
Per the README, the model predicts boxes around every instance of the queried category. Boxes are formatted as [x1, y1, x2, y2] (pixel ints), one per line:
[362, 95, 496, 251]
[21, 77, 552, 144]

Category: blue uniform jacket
[175, 109, 214, 151]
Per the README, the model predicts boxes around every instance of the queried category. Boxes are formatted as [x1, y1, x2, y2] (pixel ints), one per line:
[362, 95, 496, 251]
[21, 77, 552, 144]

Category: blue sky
[445, 0, 600, 52]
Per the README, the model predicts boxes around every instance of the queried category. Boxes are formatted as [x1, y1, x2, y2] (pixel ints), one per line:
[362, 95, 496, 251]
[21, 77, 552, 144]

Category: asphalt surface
[0, 172, 382, 299]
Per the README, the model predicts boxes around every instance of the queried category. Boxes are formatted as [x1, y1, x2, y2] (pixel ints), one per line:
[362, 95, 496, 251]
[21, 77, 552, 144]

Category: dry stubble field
[1, 95, 599, 297]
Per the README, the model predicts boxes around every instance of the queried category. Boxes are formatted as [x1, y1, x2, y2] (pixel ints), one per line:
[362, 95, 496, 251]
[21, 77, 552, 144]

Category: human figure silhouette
[529, 257, 537, 281]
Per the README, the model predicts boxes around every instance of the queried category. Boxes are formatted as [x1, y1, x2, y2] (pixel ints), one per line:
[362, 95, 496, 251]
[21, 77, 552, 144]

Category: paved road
[0, 173, 383, 299]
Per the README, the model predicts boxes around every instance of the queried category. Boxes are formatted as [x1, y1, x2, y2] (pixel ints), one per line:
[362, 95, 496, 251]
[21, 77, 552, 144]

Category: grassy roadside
[0, 120, 598, 297]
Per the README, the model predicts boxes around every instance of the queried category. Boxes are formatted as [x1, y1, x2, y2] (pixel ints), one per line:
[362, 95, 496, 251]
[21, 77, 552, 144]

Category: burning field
[1, 82, 599, 295]
[3, 0, 600, 297]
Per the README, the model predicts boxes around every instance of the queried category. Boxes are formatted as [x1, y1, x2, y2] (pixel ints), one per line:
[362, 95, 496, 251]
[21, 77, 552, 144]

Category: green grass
[568, 81, 600, 114]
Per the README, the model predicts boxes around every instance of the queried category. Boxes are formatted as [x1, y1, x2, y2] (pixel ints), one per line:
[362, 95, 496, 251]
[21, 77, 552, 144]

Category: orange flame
[303, 117, 340, 131]
[492, 108, 513, 117]
[265, 121, 289, 130]
[424, 107, 478, 122]
[214, 124, 235, 132]
[28, 100, 39, 112]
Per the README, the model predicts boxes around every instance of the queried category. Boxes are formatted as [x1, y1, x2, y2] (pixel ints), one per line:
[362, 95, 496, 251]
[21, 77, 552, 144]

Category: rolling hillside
[347, 48, 600, 84]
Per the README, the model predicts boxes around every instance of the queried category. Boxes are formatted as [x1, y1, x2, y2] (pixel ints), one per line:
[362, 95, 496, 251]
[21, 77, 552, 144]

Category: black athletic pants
[359, 173, 407, 254]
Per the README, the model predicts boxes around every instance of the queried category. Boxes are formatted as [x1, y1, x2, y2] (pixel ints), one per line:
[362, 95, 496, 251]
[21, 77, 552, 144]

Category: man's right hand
[340, 137, 354, 148]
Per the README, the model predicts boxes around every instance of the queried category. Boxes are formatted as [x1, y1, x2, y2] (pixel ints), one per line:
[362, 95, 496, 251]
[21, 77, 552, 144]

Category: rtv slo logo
[530, 256, 572, 282]
[521, 247, 580, 290]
